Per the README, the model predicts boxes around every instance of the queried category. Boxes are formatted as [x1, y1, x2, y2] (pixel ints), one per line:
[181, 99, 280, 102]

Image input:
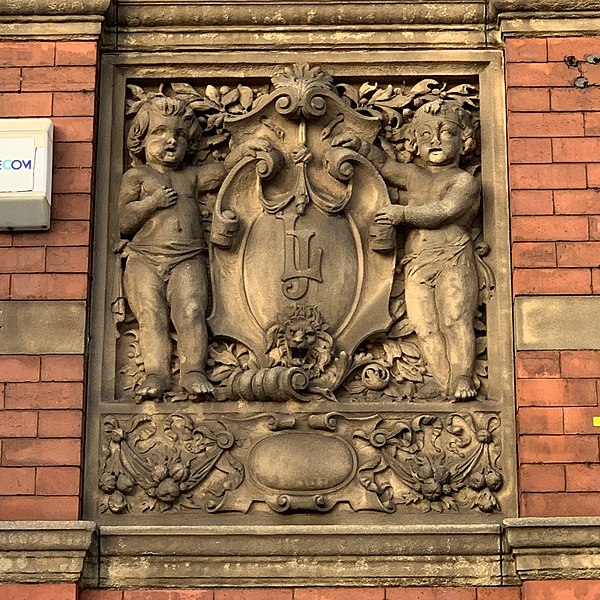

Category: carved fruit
[362, 364, 390, 391]
[99, 472, 117, 494]
[485, 470, 503, 492]
[433, 466, 450, 484]
[156, 478, 180, 503]
[107, 491, 127, 513]
[116, 473, 135, 494]
[169, 463, 188, 483]
[467, 471, 486, 491]
[152, 464, 168, 482]
[475, 489, 498, 513]
[416, 464, 434, 480]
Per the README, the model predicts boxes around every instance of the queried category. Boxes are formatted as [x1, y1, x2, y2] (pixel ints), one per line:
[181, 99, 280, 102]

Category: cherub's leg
[436, 253, 479, 400]
[168, 256, 214, 395]
[123, 256, 171, 398]
[405, 274, 451, 395]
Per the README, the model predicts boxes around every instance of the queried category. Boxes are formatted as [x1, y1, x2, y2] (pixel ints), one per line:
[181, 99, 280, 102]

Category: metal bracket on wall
[565, 54, 600, 88]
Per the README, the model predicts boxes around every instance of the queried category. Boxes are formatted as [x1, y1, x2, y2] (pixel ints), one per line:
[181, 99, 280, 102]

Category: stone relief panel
[99, 410, 502, 516]
[91, 62, 511, 523]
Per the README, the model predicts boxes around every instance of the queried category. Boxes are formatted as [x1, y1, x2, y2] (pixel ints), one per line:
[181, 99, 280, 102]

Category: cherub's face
[143, 111, 190, 167]
[414, 117, 463, 166]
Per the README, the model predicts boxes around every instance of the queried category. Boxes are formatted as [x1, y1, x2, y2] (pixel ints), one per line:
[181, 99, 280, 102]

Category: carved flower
[416, 463, 451, 501]
[420, 478, 443, 501]
[99, 472, 117, 494]
[116, 473, 135, 494]
[107, 491, 127, 513]
[156, 478, 181, 503]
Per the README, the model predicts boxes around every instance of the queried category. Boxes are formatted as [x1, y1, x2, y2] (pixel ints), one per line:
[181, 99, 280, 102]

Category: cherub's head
[405, 99, 476, 166]
[127, 95, 201, 167]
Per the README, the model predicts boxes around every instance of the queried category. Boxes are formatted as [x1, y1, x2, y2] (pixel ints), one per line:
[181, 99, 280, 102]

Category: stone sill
[504, 517, 600, 581]
[0, 521, 95, 584]
[84, 523, 507, 588]
[3, 519, 600, 586]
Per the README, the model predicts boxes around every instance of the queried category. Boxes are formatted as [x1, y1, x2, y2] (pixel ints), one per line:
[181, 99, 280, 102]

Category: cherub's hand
[375, 206, 405, 226]
[331, 133, 361, 152]
[242, 139, 273, 156]
[225, 138, 276, 171]
[149, 186, 177, 209]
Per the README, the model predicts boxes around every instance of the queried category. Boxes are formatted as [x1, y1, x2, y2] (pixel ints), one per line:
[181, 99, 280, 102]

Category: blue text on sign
[0, 159, 33, 171]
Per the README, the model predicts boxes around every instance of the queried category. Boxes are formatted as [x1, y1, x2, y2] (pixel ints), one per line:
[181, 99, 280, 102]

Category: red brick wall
[0, 41, 97, 521]
[506, 37, 600, 519]
[3, 34, 600, 600]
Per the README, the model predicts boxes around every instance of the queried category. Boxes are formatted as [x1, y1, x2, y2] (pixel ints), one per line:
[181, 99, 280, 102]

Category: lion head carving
[266, 306, 334, 378]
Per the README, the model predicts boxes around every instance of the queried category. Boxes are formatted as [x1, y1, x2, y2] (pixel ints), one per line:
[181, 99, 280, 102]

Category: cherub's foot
[181, 372, 214, 396]
[452, 376, 478, 401]
[138, 374, 169, 399]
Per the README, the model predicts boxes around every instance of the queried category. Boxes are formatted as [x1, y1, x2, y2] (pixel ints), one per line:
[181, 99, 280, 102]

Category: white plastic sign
[0, 137, 36, 192]
[0, 119, 53, 230]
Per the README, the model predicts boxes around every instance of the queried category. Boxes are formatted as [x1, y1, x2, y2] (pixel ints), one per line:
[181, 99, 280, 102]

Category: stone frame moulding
[0, 0, 110, 40]
[84, 47, 516, 589]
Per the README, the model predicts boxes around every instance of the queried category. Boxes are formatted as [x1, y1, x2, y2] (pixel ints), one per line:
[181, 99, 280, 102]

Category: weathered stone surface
[0, 301, 86, 355]
[0, 521, 95, 583]
[505, 517, 600, 580]
[110, 1, 486, 28]
[88, 523, 503, 588]
[515, 296, 600, 351]
[491, 0, 600, 15]
[0, 1, 110, 16]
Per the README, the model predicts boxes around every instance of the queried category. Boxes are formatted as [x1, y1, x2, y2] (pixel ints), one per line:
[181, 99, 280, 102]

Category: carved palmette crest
[209, 65, 396, 400]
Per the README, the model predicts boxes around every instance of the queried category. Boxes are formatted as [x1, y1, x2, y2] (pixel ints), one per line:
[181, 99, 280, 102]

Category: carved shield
[209, 65, 396, 372]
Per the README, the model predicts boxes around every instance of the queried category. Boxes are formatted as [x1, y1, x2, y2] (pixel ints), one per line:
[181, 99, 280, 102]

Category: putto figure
[334, 99, 480, 400]
[116, 95, 225, 399]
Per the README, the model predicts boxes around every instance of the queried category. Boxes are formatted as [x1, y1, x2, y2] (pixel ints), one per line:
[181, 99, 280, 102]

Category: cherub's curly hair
[405, 99, 476, 161]
[126, 95, 202, 165]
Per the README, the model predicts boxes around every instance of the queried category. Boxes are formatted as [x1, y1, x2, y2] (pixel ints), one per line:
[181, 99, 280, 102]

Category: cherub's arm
[404, 171, 480, 229]
[118, 169, 177, 237]
[331, 133, 411, 189]
[374, 171, 480, 229]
